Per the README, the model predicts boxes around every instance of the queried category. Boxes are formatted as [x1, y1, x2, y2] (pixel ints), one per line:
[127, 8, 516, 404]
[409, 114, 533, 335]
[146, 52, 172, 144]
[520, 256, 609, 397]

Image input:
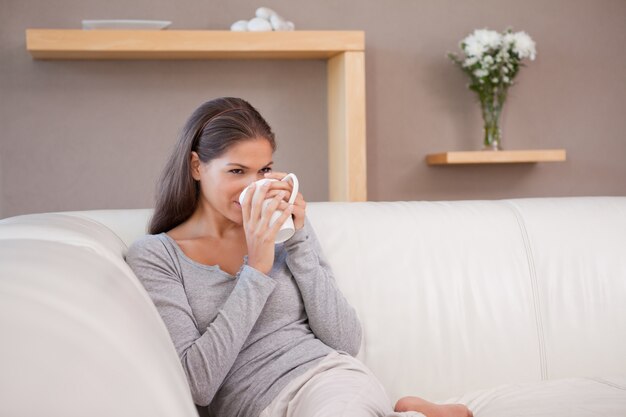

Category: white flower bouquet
[448, 28, 537, 150]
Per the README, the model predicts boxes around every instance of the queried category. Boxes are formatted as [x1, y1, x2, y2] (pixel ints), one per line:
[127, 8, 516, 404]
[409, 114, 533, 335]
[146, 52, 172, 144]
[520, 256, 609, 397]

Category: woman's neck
[182, 201, 243, 240]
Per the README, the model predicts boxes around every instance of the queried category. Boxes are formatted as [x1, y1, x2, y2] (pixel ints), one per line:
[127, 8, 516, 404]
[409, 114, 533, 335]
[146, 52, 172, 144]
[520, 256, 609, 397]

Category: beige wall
[1, 0, 625, 218]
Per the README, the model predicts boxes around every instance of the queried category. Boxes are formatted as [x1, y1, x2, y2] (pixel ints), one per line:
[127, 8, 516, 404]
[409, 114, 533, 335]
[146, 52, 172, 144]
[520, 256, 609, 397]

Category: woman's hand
[241, 181, 295, 275]
[262, 171, 306, 231]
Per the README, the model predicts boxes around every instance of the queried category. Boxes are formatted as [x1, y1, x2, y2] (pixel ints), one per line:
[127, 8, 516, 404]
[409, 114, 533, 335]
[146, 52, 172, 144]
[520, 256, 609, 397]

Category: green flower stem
[480, 94, 503, 150]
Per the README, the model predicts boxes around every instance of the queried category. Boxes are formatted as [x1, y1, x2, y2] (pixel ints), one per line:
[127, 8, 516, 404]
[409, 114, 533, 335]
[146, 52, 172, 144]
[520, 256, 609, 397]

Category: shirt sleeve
[125, 236, 276, 407]
[283, 217, 362, 356]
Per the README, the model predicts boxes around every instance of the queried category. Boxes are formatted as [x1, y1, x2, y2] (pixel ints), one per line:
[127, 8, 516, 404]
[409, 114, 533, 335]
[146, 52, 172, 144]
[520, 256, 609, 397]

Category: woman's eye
[229, 167, 271, 174]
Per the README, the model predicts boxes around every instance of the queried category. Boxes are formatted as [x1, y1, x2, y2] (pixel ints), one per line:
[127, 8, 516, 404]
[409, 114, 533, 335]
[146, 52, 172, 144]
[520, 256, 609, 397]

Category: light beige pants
[259, 351, 426, 417]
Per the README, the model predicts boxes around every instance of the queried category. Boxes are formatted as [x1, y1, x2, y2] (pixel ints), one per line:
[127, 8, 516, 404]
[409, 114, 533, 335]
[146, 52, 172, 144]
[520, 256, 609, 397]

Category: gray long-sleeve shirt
[125, 217, 362, 417]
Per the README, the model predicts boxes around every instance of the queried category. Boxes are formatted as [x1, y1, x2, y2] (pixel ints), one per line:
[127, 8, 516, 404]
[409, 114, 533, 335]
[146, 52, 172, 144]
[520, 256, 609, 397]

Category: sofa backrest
[304, 197, 626, 402]
[1, 196, 625, 407]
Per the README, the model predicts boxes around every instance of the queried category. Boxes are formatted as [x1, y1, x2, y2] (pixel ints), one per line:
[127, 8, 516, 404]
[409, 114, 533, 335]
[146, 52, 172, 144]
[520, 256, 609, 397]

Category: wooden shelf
[426, 149, 567, 165]
[26, 29, 364, 60]
[25, 29, 367, 202]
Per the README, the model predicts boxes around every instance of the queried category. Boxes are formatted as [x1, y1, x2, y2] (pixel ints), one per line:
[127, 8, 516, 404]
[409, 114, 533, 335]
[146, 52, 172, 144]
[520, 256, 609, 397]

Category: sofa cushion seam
[505, 201, 548, 381]
[587, 376, 626, 391]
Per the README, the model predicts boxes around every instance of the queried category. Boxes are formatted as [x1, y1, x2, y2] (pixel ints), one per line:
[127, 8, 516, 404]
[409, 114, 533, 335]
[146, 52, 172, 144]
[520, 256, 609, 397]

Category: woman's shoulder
[125, 233, 170, 263]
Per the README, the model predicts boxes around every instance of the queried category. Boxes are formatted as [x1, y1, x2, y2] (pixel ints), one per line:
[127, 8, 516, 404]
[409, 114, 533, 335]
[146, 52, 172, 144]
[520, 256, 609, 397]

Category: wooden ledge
[426, 149, 567, 165]
[26, 29, 365, 60]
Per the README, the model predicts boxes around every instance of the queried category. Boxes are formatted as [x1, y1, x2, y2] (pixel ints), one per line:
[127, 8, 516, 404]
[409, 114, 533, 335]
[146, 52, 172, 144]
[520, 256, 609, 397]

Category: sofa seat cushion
[446, 375, 626, 416]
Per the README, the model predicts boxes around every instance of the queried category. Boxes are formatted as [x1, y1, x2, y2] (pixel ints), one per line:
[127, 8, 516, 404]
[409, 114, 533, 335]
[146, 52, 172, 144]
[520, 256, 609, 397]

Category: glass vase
[481, 102, 502, 151]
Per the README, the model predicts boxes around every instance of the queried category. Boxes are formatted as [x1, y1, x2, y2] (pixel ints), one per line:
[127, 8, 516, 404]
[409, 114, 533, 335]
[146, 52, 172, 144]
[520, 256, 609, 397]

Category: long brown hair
[148, 97, 277, 235]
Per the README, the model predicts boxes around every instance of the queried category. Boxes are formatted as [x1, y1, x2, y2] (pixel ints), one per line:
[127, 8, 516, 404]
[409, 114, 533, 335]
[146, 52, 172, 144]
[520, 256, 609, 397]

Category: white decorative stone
[270, 14, 290, 31]
[255, 7, 278, 20]
[230, 7, 294, 32]
[230, 20, 249, 32]
[247, 17, 272, 32]
[248, 17, 272, 32]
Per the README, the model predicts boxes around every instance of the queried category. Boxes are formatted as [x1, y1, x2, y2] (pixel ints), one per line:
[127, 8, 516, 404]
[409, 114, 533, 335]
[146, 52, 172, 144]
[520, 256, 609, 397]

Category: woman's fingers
[250, 181, 270, 225]
[264, 171, 289, 180]
[265, 186, 293, 201]
[267, 181, 291, 192]
[292, 192, 305, 205]
[266, 183, 295, 204]
[270, 203, 295, 235]
[276, 200, 290, 210]
[263, 172, 296, 196]
[258, 190, 286, 231]
[243, 178, 298, 235]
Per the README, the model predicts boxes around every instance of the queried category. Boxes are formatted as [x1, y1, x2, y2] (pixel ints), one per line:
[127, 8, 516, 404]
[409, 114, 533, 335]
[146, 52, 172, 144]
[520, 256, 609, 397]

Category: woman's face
[192, 137, 274, 224]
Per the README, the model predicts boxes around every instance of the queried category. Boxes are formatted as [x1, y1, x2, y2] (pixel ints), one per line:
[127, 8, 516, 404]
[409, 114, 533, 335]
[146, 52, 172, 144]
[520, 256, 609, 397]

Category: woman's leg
[261, 351, 472, 417]
[284, 362, 425, 417]
[261, 351, 425, 417]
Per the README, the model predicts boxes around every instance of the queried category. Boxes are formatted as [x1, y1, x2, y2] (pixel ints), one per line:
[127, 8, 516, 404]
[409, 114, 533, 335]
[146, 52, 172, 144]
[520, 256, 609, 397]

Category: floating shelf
[426, 149, 567, 165]
[25, 29, 364, 60]
[25, 29, 367, 202]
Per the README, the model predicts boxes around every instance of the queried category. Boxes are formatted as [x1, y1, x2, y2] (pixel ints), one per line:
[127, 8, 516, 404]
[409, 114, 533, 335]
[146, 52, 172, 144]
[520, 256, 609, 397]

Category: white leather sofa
[1, 196, 625, 417]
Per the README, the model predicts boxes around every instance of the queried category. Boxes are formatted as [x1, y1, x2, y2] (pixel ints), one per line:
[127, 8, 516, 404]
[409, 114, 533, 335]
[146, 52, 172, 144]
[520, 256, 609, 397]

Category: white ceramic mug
[238, 173, 299, 243]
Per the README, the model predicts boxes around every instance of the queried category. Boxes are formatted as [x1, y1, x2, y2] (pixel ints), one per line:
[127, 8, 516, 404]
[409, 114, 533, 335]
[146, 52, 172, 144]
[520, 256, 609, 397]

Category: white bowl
[81, 20, 172, 30]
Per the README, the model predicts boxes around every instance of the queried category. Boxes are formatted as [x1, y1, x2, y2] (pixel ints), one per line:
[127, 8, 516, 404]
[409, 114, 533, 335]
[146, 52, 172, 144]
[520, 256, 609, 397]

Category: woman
[125, 97, 473, 417]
